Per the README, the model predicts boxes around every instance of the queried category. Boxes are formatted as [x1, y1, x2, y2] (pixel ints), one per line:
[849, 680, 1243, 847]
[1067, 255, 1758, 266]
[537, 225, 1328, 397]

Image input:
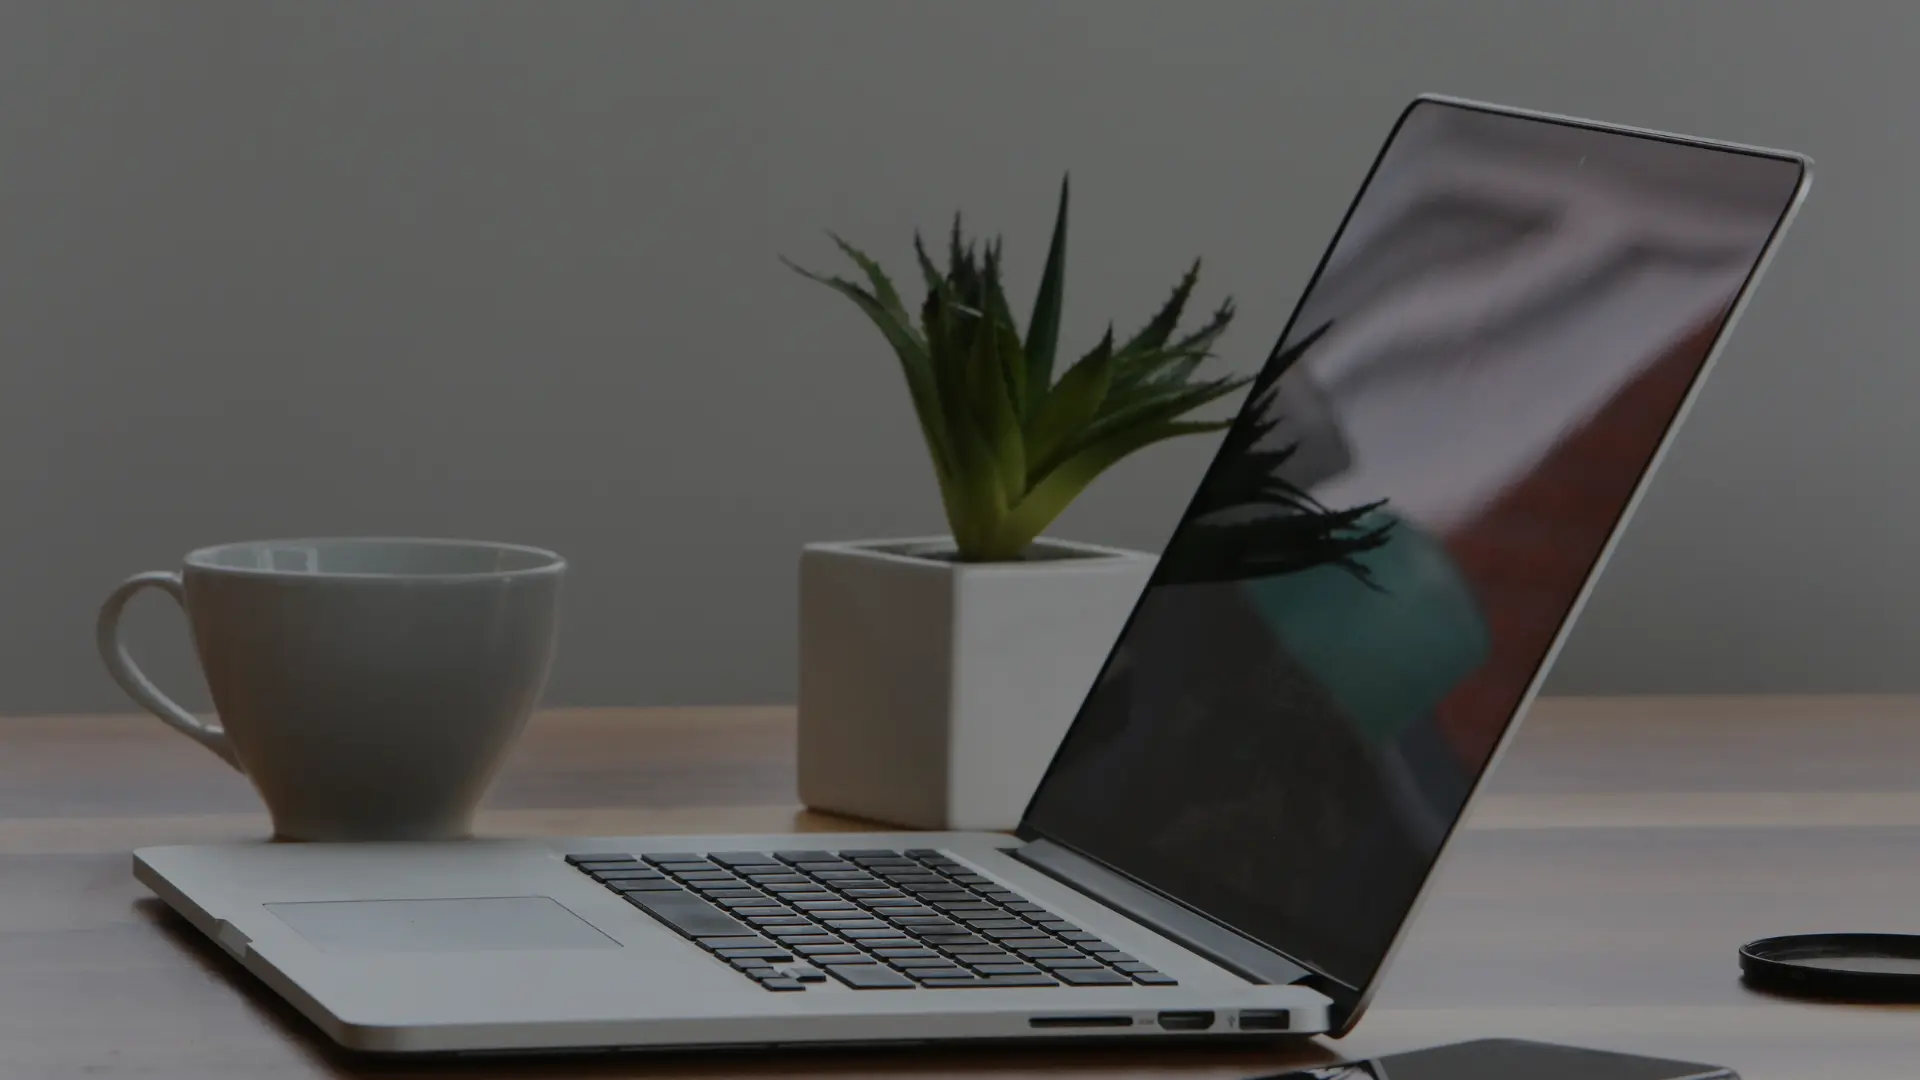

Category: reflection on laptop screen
[1022, 100, 1805, 992]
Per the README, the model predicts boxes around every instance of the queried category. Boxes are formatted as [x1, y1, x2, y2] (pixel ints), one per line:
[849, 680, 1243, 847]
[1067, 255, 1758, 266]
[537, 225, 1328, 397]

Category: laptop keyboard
[565, 848, 1178, 992]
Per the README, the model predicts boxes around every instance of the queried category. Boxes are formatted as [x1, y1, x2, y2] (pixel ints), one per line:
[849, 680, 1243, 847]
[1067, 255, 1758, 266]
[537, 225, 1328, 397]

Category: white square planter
[797, 536, 1155, 831]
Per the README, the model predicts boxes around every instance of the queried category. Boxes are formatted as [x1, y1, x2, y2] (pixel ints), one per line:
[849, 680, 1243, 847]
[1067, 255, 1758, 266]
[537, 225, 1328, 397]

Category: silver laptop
[133, 96, 1810, 1055]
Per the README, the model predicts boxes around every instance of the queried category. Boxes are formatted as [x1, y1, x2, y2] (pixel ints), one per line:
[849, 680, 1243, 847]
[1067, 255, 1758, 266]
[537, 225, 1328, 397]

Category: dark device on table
[1258, 1038, 1735, 1080]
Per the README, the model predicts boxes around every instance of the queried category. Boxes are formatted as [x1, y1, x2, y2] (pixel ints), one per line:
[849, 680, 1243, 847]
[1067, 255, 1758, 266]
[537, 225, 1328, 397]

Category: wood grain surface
[3, 696, 1917, 1079]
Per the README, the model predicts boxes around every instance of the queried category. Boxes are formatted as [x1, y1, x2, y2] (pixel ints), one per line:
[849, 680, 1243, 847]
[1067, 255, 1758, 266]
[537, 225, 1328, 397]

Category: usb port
[1156, 1010, 1215, 1031]
[1237, 1009, 1290, 1031]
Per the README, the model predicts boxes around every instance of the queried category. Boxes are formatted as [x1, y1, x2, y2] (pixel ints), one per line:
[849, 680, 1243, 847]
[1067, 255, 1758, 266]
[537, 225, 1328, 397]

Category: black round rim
[1740, 933, 1920, 1002]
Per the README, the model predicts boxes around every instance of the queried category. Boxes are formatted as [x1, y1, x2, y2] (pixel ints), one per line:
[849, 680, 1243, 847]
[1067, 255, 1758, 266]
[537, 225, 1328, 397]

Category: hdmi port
[1157, 1010, 1215, 1031]
[1028, 1016, 1135, 1029]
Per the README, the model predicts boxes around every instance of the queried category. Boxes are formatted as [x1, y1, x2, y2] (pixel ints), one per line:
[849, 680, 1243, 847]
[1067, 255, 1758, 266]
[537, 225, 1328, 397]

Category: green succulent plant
[786, 177, 1249, 562]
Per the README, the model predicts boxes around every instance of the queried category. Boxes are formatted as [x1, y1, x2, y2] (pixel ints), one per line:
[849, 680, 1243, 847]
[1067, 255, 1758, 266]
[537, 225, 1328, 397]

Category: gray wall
[1, 1, 1908, 715]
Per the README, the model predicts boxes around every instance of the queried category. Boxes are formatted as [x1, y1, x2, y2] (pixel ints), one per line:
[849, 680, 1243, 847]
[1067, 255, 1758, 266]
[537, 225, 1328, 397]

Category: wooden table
[5, 697, 1918, 1079]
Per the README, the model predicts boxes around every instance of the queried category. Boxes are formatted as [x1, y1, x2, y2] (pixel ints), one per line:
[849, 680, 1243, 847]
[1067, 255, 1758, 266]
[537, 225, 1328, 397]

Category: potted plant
[785, 178, 1247, 830]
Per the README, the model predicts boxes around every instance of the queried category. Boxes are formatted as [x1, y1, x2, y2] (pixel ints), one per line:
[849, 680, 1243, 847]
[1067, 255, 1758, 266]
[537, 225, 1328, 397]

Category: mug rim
[183, 536, 567, 581]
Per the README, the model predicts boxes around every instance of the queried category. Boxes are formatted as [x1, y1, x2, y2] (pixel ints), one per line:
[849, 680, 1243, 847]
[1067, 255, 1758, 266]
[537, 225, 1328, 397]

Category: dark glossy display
[1023, 98, 1805, 993]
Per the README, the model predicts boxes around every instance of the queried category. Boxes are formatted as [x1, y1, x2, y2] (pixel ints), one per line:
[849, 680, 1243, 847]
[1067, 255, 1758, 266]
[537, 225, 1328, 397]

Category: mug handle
[96, 571, 241, 770]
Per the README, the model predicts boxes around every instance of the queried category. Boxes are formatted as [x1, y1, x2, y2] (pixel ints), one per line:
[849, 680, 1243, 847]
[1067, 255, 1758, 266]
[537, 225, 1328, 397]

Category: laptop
[132, 96, 1810, 1055]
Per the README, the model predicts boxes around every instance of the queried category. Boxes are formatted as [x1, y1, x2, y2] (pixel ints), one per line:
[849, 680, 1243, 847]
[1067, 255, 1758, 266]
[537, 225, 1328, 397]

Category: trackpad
[266, 897, 620, 953]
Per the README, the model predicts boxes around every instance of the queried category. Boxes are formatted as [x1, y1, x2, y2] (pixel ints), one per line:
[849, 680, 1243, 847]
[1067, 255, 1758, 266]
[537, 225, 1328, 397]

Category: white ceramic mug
[96, 537, 565, 841]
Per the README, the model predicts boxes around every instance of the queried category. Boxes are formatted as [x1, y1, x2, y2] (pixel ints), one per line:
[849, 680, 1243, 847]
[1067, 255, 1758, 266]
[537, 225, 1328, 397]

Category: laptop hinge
[1010, 839, 1312, 986]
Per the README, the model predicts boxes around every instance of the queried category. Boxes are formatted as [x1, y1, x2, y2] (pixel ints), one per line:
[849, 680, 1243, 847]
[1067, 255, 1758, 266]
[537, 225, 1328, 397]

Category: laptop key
[1056, 968, 1130, 986]
[1091, 951, 1138, 964]
[1113, 961, 1158, 973]
[1038, 957, 1104, 969]
[916, 977, 984, 988]
[697, 935, 773, 950]
[980, 975, 1059, 987]
[793, 944, 861, 957]
[707, 852, 779, 866]
[625, 890, 752, 939]
[565, 853, 636, 865]
[774, 850, 840, 863]
[746, 915, 811, 927]
[1131, 972, 1178, 986]
[886, 955, 956, 967]
[1013, 947, 1082, 960]
[903, 964, 969, 980]
[767, 932, 839, 946]
[759, 977, 807, 991]
[823, 964, 914, 989]
[590, 866, 665, 879]
[784, 966, 829, 983]
[958, 917, 1025, 929]
[879, 864, 948, 883]
[972, 963, 1043, 976]
[715, 947, 793, 962]
[616, 882, 686, 894]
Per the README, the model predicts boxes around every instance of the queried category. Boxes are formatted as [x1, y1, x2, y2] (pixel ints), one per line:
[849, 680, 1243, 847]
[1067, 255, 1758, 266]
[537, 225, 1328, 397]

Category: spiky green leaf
[1119, 260, 1200, 355]
[967, 254, 1027, 504]
[783, 258, 952, 481]
[980, 242, 1028, 420]
[828, 233, 908, 320]
[993, 419, 1225, 556]
[1031, 375, 1248, 481]
[1025, 326, 1114, 477]
[1025, 176, 1070, 402]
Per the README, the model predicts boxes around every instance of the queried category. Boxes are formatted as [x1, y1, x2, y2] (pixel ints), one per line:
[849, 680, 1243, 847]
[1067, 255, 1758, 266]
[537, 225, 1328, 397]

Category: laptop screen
[1021, 99, 1805, 994]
